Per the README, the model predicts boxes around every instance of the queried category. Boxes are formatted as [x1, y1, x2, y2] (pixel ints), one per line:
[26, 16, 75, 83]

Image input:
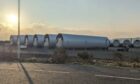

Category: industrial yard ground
[0, 44, 139, 83]
[0, 43, 139, 66]
[0, 63, 140, 84]
[0, 43, 140, 58]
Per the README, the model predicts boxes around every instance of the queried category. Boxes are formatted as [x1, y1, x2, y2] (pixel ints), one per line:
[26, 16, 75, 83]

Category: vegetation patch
[49, 48, 68, 64]
[77, 52, 95, 64]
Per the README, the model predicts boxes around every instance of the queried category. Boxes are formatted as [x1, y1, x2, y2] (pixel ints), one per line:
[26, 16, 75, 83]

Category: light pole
[17, 0, 20, 60]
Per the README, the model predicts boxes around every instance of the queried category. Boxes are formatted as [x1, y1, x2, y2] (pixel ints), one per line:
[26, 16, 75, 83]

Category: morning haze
[0, 0, 139, 40]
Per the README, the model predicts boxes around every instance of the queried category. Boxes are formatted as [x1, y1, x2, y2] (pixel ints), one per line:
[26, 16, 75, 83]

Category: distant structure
[56, 33, 110, 49]
[10, 35, 18, 45]
[25, 35, 34, 47]
[10, 34, 140, 48]
[33, 34, 44, 47]
[112, 38, 140, 48]
[132, 38, 140, 48]
[44, 34, 57, 48]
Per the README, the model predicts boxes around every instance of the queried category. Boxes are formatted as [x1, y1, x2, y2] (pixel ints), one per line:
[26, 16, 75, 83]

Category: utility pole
[17, 0, 20, 60]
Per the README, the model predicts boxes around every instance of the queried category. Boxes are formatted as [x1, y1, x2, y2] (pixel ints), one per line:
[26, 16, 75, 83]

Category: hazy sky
[0, 0, 140, 40]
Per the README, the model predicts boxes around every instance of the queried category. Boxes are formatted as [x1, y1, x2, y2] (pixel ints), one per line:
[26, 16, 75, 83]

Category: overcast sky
[0, 0, 140, 40]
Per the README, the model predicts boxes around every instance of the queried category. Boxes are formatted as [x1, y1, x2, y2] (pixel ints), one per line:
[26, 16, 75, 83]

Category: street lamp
[17, 0, 20, 60]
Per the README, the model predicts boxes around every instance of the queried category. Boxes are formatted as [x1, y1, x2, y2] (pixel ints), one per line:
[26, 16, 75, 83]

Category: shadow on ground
[20, 62, 34, 84]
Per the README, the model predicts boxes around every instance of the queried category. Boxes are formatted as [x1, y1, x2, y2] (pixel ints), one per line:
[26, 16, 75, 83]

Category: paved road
[0, 63, 139, 84]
